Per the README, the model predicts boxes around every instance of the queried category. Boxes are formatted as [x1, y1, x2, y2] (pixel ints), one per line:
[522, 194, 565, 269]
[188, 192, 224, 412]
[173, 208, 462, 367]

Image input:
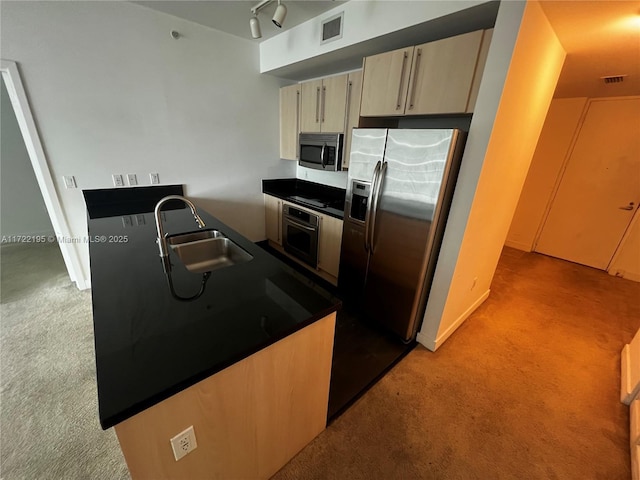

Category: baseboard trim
[609, 269, 640, 283]
[504, 239, 532, 252]
[622, 343, 633, 404]
[417, 289, 491, 352]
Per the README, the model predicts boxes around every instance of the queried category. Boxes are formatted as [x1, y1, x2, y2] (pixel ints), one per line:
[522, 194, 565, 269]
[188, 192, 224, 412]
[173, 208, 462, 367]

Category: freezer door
[339, 129, 388, 300]
[364, 129, 459, 341]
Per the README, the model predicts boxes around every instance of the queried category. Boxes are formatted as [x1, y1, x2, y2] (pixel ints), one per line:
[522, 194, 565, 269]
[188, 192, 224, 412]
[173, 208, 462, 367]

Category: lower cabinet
[114, 313, 336, 480]
[264, 194, 282, 245]
[264, 194, 343, 285]
[318, 214, 343, 279]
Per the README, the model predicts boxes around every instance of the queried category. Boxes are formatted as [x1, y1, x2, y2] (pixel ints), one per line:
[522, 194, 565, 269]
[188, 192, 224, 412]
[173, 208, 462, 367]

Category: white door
[535, 97, 640, 270]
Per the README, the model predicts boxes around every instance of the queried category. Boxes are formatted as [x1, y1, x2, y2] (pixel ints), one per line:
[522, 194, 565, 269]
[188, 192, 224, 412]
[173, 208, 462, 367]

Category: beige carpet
[273, 248, 639, 480]
[0, 242, 129, 480]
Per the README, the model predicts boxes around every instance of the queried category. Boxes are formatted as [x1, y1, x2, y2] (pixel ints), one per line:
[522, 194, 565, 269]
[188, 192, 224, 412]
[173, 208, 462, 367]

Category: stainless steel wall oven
[282, 204, 319, 268]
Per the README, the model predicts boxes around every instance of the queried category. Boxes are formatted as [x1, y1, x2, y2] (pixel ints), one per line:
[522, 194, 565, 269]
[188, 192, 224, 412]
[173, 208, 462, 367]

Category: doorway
[1, 60, 86, 289]
[534, 97, 640, 271]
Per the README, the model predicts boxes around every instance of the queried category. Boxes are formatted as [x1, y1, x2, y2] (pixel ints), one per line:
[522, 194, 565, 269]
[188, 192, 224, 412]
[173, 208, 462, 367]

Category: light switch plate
[63, 176, 77, 189]
[150, 173, 160, 185]
[170, 425, 197, 461]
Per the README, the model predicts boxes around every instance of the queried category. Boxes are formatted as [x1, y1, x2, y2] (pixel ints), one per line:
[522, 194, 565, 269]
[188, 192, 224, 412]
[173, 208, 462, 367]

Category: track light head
[250, 15, 262, 39]
[272, 1, 287, 28]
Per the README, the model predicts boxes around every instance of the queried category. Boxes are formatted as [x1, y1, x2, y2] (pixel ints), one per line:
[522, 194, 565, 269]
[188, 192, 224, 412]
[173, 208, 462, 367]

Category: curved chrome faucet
[154, 195, 206, 258]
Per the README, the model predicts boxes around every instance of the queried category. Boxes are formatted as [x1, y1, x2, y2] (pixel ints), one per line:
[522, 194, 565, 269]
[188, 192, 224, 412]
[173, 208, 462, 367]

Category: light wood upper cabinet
[406, 30, 484, 115]
[300, 79, 323, 133]
[300, 74, 348, 133]
[360, 47, 415, 116]
[360, 29, 490, 116]
[466, 29, 493, 113]
[318, 214, 343, 279]
[279, 84, 300, 160]
[342, 70, 363, 170]
[264, 194, 282, 245]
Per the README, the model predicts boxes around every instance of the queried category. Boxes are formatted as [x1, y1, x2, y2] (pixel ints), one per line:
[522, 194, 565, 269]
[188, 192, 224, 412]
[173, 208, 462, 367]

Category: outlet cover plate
[112, 174, 124, 187]
[170, 425, 197, 461]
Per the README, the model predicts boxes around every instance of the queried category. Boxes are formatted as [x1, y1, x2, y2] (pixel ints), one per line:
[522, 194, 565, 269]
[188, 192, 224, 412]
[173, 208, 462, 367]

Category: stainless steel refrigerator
[339, 128, 466, 342]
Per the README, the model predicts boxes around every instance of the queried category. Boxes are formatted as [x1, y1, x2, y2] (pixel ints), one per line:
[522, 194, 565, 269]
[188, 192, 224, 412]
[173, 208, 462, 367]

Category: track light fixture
[249, 0, 287, 39]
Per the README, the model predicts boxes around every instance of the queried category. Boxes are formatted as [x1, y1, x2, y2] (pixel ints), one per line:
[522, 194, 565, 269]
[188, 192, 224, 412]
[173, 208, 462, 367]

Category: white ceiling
[133, 0, 640, 97]
[541, 1, 640, 98]
[133, 1, 345, 41]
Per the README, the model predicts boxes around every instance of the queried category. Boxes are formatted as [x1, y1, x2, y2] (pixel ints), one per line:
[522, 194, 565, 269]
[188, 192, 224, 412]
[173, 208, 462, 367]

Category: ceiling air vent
[321, 12, 343, 44]
[601, 75, 627, 84]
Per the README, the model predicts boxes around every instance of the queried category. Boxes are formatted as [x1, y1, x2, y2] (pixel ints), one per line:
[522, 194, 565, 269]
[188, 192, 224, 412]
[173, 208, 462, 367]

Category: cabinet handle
[344, 80, 353, 133]
[408, 48, 421, 110]
[619, 202, 635, 211]
[296, 90, 300, 159]
[321, 86, 326, 123]
[315, 86, 320, 123]
[396, 51, 408, 110]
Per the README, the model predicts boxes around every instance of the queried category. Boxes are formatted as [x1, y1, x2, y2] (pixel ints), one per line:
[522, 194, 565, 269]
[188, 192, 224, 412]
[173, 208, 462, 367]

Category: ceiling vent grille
[601, 75, 627, 84]
[321, 12, 343, 44]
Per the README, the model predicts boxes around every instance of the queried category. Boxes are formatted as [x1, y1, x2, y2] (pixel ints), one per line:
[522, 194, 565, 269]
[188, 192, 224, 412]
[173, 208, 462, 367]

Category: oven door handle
[284, 217, 317, 232]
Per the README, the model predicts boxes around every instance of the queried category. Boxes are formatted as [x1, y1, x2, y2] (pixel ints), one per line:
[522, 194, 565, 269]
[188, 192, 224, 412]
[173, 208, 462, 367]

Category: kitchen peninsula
[84, 186, 340, 479]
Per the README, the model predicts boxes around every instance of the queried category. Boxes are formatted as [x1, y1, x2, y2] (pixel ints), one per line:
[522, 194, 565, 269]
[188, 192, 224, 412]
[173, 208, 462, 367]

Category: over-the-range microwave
[298, 133, 343, 171]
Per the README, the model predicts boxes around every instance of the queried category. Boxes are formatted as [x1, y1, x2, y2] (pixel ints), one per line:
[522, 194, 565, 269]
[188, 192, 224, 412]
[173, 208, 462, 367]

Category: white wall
[1, 1, 295, 287]
[1, 78, 54, 238]
[505, 97, 587, 251]
[417, 0, 566, 350]
[260, 0, 484, 74]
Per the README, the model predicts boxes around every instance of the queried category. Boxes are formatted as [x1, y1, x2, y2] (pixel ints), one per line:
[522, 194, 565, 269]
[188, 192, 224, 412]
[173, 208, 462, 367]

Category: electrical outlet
[63, 176, 77, 189]
[150, 173, 160, 185]
[112, 174, 124, 187]
[127, 173, 138, 186]
[170, 426, 197, 461]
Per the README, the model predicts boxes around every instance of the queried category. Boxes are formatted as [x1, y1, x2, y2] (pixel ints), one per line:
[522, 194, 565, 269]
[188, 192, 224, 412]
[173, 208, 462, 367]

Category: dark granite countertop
[87, 196, 340, 430]
[262, 178, 346, 220]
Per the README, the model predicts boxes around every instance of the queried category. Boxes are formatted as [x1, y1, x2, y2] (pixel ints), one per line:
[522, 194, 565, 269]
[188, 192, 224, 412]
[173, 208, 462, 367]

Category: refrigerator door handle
[369, 161, 387, 254]
[364, 160, 382, 252]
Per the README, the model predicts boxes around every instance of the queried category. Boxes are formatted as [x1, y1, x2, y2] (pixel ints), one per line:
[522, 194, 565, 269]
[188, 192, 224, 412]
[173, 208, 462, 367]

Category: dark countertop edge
[262, 179, 345, 220]
[100, 304, 339, 430]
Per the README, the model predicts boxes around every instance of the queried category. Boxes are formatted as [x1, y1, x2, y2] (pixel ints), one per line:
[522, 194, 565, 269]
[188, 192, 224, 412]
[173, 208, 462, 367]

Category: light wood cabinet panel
[406, 30, 484, 115]
[300, 76, 348, 134]
[320, 74, 348, 132]
[360, 47, 414, 117]
[318, 214, 343, 279]
[343, 70, 363, 170]
[264, 194, 282, 245]
[300, 79, 323, 133]
[466, 29, 493, 113]
[115, 313, 336, 480]
[279, 84, 300, 160]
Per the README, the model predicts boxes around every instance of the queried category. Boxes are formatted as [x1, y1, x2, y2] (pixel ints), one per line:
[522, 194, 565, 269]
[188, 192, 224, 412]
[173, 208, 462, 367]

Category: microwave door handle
[321, 143, 326, 168]
[369, 161, 387, 254]
[364, 161, 382, 252]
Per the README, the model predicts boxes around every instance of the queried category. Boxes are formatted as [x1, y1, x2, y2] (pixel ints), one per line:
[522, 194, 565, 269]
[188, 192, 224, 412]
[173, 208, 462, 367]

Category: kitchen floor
[259, 243, 414, 420]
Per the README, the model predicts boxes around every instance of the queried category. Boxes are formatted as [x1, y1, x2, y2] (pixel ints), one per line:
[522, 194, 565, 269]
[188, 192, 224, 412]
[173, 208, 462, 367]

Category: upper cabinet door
[342, 70, 363, 170]
[279, 84, 300, 160]
[360, 47, 415, 117]
[320, 74, 348, 133]
[406, 30, 484, 115]
[300, 79, 323, 133]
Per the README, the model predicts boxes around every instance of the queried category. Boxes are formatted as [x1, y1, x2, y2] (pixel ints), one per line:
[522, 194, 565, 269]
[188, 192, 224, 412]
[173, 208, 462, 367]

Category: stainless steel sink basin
[167, 229, 226, 245]
[166, 230, 253, 273]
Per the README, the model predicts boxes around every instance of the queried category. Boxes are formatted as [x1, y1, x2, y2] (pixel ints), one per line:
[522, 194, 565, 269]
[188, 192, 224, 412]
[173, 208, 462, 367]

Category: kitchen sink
[166, 229, 253, 273]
